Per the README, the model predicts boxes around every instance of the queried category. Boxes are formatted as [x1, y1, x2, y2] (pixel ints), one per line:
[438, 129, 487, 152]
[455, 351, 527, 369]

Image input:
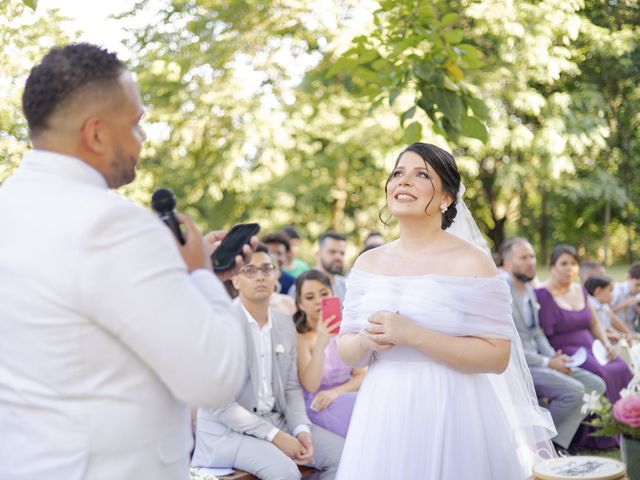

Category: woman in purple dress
[535, 244, 633, 449]
[294, 269, 365, 437]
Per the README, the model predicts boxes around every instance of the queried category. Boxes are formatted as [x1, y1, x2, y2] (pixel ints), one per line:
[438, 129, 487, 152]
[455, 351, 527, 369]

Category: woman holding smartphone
[336, 143, 556, 479]
[294, 269, 365, 437]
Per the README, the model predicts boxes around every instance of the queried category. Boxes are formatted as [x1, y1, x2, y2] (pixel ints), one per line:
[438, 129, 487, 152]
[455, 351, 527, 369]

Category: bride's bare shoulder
[352, 241, 397, 272]
[444, 234, 498, 278]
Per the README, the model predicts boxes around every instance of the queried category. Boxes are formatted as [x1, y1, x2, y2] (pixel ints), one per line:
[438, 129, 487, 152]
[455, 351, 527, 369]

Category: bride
[336, 143, 556, 479]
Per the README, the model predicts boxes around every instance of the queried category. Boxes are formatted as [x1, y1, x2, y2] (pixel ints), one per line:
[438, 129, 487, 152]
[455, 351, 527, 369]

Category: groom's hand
[175, 214, 211, 272]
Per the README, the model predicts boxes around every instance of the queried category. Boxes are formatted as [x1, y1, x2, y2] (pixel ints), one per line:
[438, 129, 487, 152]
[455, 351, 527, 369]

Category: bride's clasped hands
[361, 310, 417, 349]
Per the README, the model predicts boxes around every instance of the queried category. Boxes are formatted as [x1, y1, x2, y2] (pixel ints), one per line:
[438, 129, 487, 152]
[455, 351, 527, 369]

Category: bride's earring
[440, 203, 448, 214]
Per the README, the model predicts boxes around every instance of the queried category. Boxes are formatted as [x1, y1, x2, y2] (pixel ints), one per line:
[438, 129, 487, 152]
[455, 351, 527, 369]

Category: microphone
[151, 188, 186, 245]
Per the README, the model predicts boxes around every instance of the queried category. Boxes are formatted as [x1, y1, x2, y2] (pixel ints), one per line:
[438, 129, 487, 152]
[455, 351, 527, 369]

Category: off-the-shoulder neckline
[350, 268, 504, 281]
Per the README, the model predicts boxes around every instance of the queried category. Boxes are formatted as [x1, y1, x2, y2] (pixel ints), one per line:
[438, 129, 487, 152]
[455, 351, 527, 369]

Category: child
[585, 275, 636, 365]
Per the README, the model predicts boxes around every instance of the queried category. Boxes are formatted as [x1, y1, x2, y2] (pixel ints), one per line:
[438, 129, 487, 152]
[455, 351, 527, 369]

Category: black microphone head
[151, 188, 176, 213]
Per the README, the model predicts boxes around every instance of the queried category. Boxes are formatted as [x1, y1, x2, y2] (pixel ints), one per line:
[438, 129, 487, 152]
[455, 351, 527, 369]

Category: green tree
[0, 0, 70, 183]
[121, 0, 404, 243]
[570, 0, 640, 263]
[327, 0, 490, 143]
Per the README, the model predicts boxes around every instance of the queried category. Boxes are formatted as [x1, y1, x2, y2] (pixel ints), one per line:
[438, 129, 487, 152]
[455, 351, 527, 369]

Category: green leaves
[461, 114, 488, 142]
[432, 89, 463, 129]
[441, 13, 459, 27]
[4, 0, 640, 262]
[402, 122, 423, 144]
[442, 29, 464, 45]
[400, 106, 416, 127]
[325, 0, 489, 144]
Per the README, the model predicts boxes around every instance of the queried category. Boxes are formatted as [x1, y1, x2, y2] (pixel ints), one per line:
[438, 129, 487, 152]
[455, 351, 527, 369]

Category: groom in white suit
[0, 43, 247, 479]
[192, 245, 344, 479]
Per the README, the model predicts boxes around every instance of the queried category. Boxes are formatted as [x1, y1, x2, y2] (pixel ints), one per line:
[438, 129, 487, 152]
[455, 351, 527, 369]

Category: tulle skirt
[336, 358, 529, 480]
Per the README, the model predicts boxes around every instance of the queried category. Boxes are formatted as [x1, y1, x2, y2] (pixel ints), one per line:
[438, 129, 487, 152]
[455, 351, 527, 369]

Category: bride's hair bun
[442, 201, 457, 229]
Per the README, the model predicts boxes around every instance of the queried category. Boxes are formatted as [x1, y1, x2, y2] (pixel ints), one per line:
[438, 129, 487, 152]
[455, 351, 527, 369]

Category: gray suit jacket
[508, 279, 556, 368]
[193, 301, 310, 467]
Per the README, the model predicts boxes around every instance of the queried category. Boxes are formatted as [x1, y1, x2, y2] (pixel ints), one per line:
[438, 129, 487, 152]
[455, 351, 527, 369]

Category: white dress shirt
[612, 281, 638, 327]
[590, 296, 613, 330]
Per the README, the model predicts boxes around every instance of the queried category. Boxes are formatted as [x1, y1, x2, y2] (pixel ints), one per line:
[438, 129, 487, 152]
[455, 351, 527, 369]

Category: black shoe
[553, 443, 572, 457]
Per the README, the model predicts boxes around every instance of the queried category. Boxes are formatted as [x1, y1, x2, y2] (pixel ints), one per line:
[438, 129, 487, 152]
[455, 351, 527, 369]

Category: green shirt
[283, 258, 310, 278]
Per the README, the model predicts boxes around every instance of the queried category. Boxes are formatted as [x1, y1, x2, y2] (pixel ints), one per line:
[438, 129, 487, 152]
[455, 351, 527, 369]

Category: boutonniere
[532, 300, 541, 311]
[275, 344, 285, 355]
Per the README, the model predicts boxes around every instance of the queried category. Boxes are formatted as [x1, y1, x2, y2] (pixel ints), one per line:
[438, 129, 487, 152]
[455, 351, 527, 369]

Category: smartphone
[321, 296, 342, 335]
[212, 223, 260, 272]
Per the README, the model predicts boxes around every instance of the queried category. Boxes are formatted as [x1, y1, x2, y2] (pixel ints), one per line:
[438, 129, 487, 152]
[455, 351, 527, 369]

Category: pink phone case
[321, 297, 342, 334]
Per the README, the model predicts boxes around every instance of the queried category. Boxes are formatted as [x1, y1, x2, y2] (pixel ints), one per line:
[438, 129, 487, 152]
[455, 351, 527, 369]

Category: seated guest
[363, 231, 385, 250]
[262, 232, 296, 294]
[294, 270, 364, 437]
[579, 260, 605, 283]
[586, 275, 636, 342]
[352, 232, 385, 269]
[290, 231, 348, 302]
[224, 278, 296, 316]
[282, 225, 311, 278]
[500, 238, 605, 453]
[535, 244, 634, 449]
[611, 262, 640, 332]
[192, 245, 343, 480]
[585, 275, 636, 365]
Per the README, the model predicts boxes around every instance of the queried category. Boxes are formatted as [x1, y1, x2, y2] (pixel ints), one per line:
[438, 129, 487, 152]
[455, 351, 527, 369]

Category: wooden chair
[220, 466, 317, 479]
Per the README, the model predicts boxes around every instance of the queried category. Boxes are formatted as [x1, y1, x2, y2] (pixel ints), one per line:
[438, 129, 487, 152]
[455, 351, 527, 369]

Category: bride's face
[386, 151, 449, 220]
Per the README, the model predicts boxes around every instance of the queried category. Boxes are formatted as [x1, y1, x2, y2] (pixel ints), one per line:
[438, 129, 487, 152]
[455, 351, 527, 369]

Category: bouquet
[582, 388, 640, 440]
[582, 353, 640, 441]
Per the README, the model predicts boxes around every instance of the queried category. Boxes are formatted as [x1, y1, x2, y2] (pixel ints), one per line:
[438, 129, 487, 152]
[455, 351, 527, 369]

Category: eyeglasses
[239, 263, 278, 278]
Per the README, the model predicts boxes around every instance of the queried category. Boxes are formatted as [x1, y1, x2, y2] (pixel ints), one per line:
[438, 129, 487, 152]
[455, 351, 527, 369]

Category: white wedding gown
[336, 269, 556, 480]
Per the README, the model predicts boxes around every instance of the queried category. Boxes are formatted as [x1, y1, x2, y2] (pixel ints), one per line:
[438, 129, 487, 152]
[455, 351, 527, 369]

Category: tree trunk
[603, 199, 611, 266]
[332, 160, 348, 231]
[539, 189, 548, 264]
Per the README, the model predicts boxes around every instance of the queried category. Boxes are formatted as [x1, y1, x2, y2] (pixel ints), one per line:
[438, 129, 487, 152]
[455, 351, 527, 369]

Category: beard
[513, 271, 535, 283]
[106, 144, 137, 189]
[321, 259, 343, 275]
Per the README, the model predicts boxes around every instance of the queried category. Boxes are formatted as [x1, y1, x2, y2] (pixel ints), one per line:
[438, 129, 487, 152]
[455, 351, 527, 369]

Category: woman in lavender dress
[536, 244, 633, 449]
[294, 269, 365, 437]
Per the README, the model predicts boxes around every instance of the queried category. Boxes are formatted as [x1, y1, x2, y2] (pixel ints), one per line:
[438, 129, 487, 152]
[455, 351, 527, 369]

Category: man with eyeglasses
[192, 245, 344, 479]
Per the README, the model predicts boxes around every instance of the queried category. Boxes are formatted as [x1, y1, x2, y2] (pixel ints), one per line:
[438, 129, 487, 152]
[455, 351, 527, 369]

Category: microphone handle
[159, 211, 186, 245]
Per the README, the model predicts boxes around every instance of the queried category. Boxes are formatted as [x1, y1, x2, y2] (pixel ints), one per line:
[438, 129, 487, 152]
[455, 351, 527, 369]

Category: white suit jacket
[0, 150, 246, 480]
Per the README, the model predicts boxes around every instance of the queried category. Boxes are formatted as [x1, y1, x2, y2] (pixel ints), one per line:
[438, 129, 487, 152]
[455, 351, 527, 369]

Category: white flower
[189, 468, 219, 480]
[275, 344, 285, 355]
[581, 390, 602, 415]
[620, 388, 632, 399]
